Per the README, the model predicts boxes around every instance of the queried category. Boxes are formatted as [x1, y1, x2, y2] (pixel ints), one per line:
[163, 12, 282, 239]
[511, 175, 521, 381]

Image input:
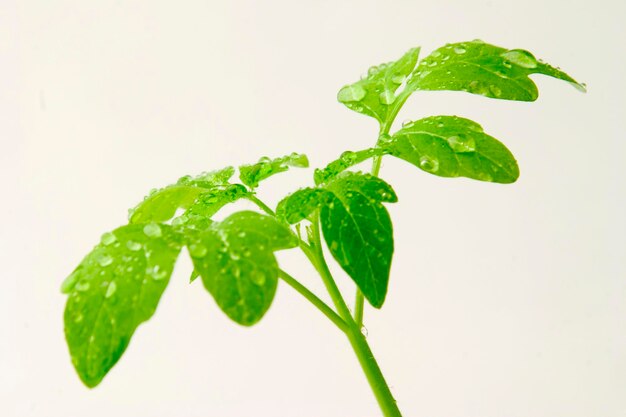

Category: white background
[3, 1, 625, 416]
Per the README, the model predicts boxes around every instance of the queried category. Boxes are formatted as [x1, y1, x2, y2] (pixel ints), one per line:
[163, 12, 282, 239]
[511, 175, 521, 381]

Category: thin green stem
[246, 194, 276, 217]
[308, 214, 402, 417]
[354, 290, 365, 328]
[307, 214, 353, 321]
[278, 269, 347, 332]
[345, 327, 402, 417]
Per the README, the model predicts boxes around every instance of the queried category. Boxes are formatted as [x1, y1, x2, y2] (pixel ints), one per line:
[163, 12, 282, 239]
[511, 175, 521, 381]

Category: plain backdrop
[3, 1, 625, 416]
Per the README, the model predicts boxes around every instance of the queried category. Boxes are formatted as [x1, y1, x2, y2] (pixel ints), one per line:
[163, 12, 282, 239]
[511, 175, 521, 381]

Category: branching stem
[278, 269, 347, 332]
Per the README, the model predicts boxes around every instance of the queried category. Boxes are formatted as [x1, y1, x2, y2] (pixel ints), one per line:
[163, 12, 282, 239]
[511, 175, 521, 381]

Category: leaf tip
[570, 80, 587, 93]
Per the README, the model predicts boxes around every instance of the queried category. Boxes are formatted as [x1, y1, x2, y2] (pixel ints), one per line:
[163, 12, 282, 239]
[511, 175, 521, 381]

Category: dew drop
[61, 270, 81, 293]
[489, 84, 502, 97]
[171, 215, 188, 226]
[501, 49, 537, 69]
[419, 155, 440, 172]
[337, 84, 367, 102]
[378, 133, 392, 145]
[230, 252, 241, 261]
[251, 271, 267, 286]
[100, 232, 117, 246]
[237, 231, 247, 238]
[453, 45, 467, 54]
[75, 281, 90, 292]
[105, 281, 117, 298]
[97, 254, 113, 267]
[74, 314, 83, 323]
[126, 240, 142, 251]
[391, 74, 405, 84]
[361, 326, 369, 337]
[177, 175, 192, 184]
[340, 151, 357, 164]
[367, 65, 379, 76]
[143, 223, 162, 238]
[147, 265, 168, 280]
[378, 90, 395, 105]
[447, 135, 476, 153]
[189, 243, 208, 258]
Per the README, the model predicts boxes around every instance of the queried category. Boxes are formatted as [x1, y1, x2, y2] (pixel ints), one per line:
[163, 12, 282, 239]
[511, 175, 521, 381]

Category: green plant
[61, 40, 584, 416]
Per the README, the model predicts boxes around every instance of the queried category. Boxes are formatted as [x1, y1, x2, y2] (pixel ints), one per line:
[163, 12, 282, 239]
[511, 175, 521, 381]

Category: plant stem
[278, 269, 347, 332]
[309, 214, 403, 417]
[307, 215, 353, 321]
[246, 194, 276, 216]
[354, 289, 365, 328]
[345, 326, 402, 417]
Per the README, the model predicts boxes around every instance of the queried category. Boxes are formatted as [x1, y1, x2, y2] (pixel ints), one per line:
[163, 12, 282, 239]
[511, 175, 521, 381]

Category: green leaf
[239, 153, 309, 189]
[129, 166, 236, 224]
[188, 211, 297, 326]
[320, 172, 397, 308]
[337, 47, 420, 124]
[62, 224, 182, 388]
[384, 115, 519, 183]
[174, 184, 250, 231]
[313, 147, 388, 186]
[410, 40, 585, 101]
[276, 188, 331, 224]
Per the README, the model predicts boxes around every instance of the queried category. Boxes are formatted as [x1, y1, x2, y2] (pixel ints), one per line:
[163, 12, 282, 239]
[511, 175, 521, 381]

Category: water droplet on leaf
[340, 151, 357, 164]
[378, 90, 395, 105]
[105, 281, 117, 298]
[489, 84, 502, 97]
[251, 271, 266, 286]
[143, 223, 162, 238]
[100, 232, 117, 246]
[61, 269, 81, 293]
[337, 84, 366, 102]
[171, 215, 188, 226]
[454, 46, 466, 54]
[97, 254, 113, 267]
[391, 74, 405, 84]
[419, 156, 440, 172]
[126, 240, 142, 251]
[447, 135, 476, 153]
[189, 243, 208, 258]
[147, 265, 168, 280]
[501, 49, 537, 69]
[378, 134, 392, 145]
[75, 281, 90, 292]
